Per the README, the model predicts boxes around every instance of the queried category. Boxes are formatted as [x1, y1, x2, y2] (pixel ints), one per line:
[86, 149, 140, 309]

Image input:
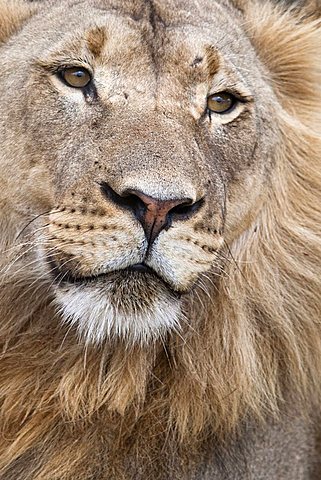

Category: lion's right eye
[59, 67, 92, 88]
[207, 92, 236, 114]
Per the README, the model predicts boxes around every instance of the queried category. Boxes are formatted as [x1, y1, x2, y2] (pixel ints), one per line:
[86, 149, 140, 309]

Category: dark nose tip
[125, 190, 194, 244]
[100, 183, 203, 244]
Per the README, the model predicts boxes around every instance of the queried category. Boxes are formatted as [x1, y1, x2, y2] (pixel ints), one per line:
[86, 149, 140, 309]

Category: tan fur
[0, 0, 36, 44]
[0, 0, 321, 478]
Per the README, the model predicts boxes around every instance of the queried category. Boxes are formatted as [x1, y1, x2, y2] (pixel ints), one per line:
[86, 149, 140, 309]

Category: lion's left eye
[207, 92, 236, 114]
[59, 67, 92, 88]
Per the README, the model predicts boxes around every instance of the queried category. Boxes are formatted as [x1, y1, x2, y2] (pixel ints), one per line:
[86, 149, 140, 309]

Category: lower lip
[49, 259, 154, 286]
[48, 258, 180, 295]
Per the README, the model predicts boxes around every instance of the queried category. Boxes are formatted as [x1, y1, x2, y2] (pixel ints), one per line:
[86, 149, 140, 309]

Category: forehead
[70, 0, 241, 30]
[35, 0, 254, 69]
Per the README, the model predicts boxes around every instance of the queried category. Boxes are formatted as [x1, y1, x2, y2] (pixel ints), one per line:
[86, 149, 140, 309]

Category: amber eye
[60, 67, 92, 88]
[207, 92, 236, 114]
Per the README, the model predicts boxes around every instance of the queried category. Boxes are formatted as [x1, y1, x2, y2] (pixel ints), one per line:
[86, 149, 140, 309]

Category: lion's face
[0, 0, 278, 344]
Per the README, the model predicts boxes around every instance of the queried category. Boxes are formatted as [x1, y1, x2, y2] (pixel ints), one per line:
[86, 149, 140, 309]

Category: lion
[0, 0, 321, 478]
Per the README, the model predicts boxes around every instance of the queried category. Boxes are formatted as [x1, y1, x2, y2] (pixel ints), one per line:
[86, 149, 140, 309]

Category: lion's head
[0, 0, 321, 477]
[0, 0, 280, 345]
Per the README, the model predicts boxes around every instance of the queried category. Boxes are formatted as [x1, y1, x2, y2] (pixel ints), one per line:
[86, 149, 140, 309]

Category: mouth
[52, 260, 183, 345]
[48, 259, 179, 295]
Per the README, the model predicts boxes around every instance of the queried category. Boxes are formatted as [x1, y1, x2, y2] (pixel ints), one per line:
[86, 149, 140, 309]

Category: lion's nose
[124, 189, 195, 244]
[100, 182, 203, 244]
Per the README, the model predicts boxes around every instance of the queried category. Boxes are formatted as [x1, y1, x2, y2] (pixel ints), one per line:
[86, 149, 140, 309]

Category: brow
[205, 45, 220, 78]
[33, 27, 107, 73]
[86, 26, 107, 59]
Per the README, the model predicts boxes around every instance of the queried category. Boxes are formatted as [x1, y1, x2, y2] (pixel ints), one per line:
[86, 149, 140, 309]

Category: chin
[53, 271, 182, 345]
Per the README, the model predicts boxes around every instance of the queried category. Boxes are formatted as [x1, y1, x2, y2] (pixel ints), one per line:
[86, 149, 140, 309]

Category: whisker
[223, 240, 249, 284]
[15, 209, 62, 240]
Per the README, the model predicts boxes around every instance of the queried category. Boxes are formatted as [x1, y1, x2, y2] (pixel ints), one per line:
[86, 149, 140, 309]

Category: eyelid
[55, 64, 94, 77]
[34, 57, 94, 77]
[208, 88, 253, 104]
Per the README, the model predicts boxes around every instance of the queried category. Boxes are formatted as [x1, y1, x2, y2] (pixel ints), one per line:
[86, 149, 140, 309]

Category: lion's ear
[0, 0, 37, 44]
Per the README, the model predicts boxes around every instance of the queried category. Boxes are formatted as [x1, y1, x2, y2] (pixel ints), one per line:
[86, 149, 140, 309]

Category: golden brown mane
[0, 1, 321, 477]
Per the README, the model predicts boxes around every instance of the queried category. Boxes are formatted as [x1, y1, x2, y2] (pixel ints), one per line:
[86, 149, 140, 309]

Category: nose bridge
[117, 175, 198, 203]
[103, 115, 203, 202]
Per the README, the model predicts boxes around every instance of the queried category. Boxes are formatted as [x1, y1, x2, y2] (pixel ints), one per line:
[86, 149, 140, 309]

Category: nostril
[120, 190, 146, 214]
[100, 182, 146, 214]
[120, 192, 146, 214]
[170, 203, 192, 216]
[169, 197, 204, 219]
[100, 182, 122, 205]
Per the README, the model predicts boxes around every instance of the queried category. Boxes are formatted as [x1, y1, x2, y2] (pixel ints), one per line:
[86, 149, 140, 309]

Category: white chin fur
[54, 283, 182, 345]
